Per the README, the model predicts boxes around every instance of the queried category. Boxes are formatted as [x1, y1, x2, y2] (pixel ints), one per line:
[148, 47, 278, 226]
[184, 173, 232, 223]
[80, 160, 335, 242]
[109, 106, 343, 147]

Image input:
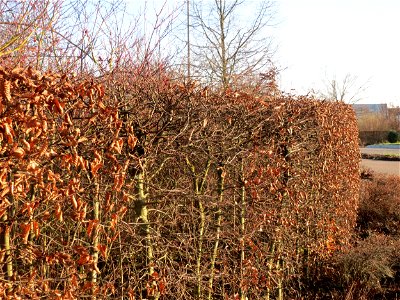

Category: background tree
[0, 0, 55, 59]
[321, 73, 368, 103]
[388, 105, 400, 131]
[0, 0, 178, 76]
[188, 0, 275, 89]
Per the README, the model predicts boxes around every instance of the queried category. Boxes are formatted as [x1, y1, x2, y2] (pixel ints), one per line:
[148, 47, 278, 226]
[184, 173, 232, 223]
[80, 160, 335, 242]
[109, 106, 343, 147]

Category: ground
[360, 147, 400, 176]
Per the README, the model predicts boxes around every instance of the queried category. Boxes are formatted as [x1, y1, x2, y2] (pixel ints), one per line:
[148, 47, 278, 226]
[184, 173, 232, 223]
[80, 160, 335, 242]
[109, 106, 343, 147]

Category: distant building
[352, 103, 388, 118]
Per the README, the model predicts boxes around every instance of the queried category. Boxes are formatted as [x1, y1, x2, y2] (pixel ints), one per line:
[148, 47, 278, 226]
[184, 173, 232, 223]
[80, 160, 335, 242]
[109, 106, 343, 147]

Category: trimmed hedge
[0, 67, 360, 299]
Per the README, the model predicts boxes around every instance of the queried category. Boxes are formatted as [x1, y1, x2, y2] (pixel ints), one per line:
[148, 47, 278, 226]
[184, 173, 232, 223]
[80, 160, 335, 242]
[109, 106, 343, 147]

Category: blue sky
[127, 0, 399, 105]
[273, 0, 400, 105]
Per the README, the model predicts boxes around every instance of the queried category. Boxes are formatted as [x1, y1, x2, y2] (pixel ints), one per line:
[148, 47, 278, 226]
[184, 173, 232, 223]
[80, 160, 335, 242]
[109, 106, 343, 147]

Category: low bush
[387, 130, 399, 143]
[301, 234, 400, 299]
[304, 172, 400, 299]
[357, 173, 400, 237]
[333, 234, 400, 300]
[358, 131, 390, 146]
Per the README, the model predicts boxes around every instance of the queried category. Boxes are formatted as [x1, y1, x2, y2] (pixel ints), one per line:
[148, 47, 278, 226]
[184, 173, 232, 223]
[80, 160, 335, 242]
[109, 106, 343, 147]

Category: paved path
[361, 159, 399, 176]
[360, 148, 400, 156]
[365, 144, 400, 149]
[360, 147, 400, 176]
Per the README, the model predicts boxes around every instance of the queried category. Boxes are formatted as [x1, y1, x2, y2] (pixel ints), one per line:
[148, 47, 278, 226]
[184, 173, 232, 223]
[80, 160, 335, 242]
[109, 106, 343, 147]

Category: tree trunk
[91, 180, 100, 298]
[208, 164, 225, 300]
[186, 157, 211, 299]
[1, 172, 13, 289]
[1, 212, 12, 281]
[136, 171, 159, 300]
[240, 161, 246, 300]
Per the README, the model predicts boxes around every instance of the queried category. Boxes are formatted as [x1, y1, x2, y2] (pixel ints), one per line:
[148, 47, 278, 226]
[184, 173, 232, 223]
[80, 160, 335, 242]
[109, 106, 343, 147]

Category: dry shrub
[307, 234, 400, 300]
[358, 131, 391, 146]
[357, 173, 400, 237]
[334, 234, 400, 300]
[305, 171, 400, 299]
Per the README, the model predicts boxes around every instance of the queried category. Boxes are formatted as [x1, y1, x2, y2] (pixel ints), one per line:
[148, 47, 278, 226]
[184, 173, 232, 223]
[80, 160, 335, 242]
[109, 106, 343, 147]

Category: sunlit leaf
[11, 147, 25, 158]
[33, 221, 40, 237]
[20, 222, 30, 244]
[55, 203, 63, 222]
[97, 244, 107, 259]
[127, 134, 138, 150]
[53, 98, 64, 114]
[86, 219, 99, 237]
[110, 138, 123, 154]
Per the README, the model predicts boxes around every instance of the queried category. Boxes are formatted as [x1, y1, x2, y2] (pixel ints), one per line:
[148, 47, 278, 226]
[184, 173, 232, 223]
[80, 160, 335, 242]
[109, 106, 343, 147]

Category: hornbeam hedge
[0, 66, 360, 299]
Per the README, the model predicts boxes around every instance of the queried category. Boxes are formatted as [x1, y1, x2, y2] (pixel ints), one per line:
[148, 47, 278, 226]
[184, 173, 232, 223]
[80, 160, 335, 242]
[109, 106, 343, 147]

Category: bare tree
[0, 0, 179, 77]
[189, 0, 275, 89]
[321, 73, 368, 103]
[0, 0, 56, 59]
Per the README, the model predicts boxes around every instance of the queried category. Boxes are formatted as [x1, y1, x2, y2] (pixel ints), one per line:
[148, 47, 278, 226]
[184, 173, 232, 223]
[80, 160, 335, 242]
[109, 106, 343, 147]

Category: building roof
[352, 104, 388, 117]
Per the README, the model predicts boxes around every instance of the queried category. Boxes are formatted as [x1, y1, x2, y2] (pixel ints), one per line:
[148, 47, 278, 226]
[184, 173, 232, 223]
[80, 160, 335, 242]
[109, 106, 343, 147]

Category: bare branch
[189, 0, 275, 88]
